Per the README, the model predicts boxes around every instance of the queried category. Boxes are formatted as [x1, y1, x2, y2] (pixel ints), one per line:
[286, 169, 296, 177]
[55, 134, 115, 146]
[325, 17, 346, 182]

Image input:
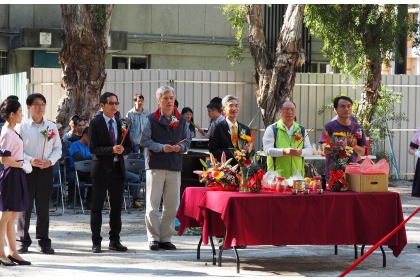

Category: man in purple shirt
[319, 96, 367, 179]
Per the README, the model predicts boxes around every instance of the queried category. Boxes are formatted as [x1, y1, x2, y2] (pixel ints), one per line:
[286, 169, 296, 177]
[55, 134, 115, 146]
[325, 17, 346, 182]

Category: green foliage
[218, 4, 247, 66]
[88, 4, 106, 31]
[304, 5, 412, 85]
[364, 85, 408, 139]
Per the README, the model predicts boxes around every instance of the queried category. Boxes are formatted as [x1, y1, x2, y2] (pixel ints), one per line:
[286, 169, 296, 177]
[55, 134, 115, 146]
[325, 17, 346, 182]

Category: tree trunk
[246, 4, 305, 127]
[56, 4, 113, 124]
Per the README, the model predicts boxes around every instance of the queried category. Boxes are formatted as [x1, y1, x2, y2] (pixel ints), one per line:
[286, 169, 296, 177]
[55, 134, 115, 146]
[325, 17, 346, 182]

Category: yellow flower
[240, 134, 252, 142]
[212, 171, 223, 180]
[333, 132, 346, 137]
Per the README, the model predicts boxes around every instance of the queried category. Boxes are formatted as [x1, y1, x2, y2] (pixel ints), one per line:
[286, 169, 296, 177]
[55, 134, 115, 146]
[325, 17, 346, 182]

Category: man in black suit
[88, 92, 132, 253]
[209, 95, 251, 166]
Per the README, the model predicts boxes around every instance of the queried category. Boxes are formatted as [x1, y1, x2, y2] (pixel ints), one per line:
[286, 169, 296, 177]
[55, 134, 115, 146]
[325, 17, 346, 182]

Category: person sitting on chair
[67, 127, 93, 210]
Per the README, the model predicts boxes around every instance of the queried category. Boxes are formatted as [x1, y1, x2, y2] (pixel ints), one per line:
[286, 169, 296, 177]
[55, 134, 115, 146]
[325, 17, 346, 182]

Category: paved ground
[2, 179, 420, 278]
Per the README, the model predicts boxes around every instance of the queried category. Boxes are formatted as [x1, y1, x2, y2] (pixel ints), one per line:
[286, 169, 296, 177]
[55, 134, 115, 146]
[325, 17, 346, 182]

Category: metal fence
[24, 68, 420, 179]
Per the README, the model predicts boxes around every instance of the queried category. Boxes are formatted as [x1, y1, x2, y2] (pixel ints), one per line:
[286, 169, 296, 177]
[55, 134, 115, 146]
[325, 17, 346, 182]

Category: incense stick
[297, 128, 313, 148]
[175, 138, 187, 145]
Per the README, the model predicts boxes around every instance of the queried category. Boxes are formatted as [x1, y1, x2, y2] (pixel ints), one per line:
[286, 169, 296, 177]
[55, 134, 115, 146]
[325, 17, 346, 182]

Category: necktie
[108, 119, 116, 146]
[232, 124, 238, 145]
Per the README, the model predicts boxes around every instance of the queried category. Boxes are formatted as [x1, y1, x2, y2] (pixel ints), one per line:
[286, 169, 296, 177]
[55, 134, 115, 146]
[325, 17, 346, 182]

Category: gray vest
[145, 113, 186, 171]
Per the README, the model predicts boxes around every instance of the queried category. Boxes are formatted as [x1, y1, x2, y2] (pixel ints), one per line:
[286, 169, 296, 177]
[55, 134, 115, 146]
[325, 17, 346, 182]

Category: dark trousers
[17, 166, 53, 248]
[90, 163, 125, 245]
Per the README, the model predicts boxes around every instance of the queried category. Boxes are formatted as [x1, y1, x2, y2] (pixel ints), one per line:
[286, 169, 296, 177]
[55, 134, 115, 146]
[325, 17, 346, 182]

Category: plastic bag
[262, 171, 280, 189]
[345, 158, 389, 175]
[286, 170, 304, 187]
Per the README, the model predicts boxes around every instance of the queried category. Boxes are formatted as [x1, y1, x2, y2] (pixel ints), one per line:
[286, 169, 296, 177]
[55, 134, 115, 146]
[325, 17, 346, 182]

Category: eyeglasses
[282, 108, 296, 112]
[105, 101, 119, 106]
[31, 103, 46, 108]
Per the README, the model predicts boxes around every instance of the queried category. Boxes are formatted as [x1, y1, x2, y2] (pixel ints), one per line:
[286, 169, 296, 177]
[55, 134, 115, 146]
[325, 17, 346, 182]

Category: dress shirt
[16, 117, 62, 165]
[225, 118, 238, 135]
[207, 115, 225, 136]
[102, 113, 119, 161]
[263, 122, 312, 157]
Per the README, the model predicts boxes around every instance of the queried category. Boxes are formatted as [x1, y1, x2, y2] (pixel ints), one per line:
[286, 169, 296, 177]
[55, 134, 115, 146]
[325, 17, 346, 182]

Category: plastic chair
[74, 160, 93, 215]
[51, 161, 65, 215]
[124, 158, 146, 206]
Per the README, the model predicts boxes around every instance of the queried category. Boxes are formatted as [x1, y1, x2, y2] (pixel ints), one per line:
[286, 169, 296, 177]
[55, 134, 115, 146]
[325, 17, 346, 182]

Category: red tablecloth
[176, 187, 407, 258]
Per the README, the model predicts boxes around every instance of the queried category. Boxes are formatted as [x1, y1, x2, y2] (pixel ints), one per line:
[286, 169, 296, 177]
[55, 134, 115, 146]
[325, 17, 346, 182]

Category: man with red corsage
[319, 96, 367, 180]
[140, 85, 190, 251]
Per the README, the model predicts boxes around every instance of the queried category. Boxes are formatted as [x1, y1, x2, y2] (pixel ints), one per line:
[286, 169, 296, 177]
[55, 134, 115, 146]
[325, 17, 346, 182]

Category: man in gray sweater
[126, 94, 150, 153]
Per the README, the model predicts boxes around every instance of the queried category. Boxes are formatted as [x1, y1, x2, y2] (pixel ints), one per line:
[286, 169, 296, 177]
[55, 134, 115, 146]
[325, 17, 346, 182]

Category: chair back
[124, 158, 145, 173]
[128, 153, 144, 159]
[74, 160, 92, 173]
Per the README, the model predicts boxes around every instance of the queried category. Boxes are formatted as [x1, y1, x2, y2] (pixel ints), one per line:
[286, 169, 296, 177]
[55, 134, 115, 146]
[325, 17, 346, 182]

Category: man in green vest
[262, 100, 312, 178]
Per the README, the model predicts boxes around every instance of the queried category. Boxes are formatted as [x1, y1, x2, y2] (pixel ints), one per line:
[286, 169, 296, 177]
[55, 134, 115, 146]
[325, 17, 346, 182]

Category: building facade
[0, 4, 331, 77]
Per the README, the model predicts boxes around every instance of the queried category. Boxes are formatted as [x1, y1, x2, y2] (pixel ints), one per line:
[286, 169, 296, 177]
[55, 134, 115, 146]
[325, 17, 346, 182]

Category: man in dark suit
[209, 95, 251, 166]
[88, 92, 132, 253]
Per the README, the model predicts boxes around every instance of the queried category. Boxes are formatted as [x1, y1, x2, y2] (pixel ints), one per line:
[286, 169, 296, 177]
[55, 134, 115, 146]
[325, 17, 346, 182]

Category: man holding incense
[262, 100, 312, 178]
[140, 85, 190, 251]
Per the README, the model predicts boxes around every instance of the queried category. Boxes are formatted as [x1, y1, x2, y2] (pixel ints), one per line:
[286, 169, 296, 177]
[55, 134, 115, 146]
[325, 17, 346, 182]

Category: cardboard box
[345, 173, 388, 192]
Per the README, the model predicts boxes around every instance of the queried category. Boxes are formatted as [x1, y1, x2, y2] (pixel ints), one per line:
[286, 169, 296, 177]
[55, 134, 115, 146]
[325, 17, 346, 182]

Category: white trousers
[145, 169, 180, 242]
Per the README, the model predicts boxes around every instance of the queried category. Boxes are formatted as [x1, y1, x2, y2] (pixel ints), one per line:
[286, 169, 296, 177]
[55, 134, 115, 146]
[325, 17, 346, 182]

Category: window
[0, 51, 7, 75]
[111, 55, 148, 70]
[310, 62, 329, 73]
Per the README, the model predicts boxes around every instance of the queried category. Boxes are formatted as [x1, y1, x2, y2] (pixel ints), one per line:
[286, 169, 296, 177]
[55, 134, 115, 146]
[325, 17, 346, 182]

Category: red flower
[121, 129, 128, 137]
[295, 134, 301, 141]
[338, 152, 347, 158]
[243, 159, 252, 165]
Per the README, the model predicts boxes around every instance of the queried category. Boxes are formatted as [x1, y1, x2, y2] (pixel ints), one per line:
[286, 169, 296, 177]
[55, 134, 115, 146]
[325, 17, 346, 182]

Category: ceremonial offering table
[176, 187, 407, 273]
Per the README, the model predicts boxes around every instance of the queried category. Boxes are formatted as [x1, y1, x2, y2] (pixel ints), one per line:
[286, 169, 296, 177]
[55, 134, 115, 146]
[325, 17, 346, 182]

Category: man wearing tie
[209, 95, 251, 166]
[88, 92, 132, 253]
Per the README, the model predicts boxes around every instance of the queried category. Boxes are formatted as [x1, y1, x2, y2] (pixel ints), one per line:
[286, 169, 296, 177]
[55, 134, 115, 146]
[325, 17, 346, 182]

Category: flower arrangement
[324, 131, 354, 171]
[168, 114, 179, 128]
[231, 128, 257, 168]
[324, 131, 354, 191]
[194, 152, 238, 188]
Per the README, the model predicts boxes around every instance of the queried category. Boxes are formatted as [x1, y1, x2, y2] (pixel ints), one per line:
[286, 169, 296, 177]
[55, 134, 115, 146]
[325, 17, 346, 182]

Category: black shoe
[149, 241, 159, 251]
[417, 244, 420, 249]
[38, 245, 54, 254]
[159, 242, 176, 250]
[92, 244, 101, 253]
[0, 259, 16, 266]
[8, 255, 31, 265]
[109, 241, 127, 252]
[235, 246, 247, 249]
[17, 246, 28, 254]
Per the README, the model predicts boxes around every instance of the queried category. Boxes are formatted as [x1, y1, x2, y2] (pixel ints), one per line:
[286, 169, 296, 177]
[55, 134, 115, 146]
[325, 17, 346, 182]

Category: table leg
[361, 245, 386, 267]
[380, 246, 386, 267]
[209, 236, 216, 265]
[354, 244, 358, 259]
[196, 236, 202, 260]
[218, 238, 224, 267]
[233, 246, 240, 274]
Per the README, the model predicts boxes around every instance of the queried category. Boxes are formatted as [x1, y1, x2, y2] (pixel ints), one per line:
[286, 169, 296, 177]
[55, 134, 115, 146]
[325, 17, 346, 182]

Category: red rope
[339, 207, 420, 277]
